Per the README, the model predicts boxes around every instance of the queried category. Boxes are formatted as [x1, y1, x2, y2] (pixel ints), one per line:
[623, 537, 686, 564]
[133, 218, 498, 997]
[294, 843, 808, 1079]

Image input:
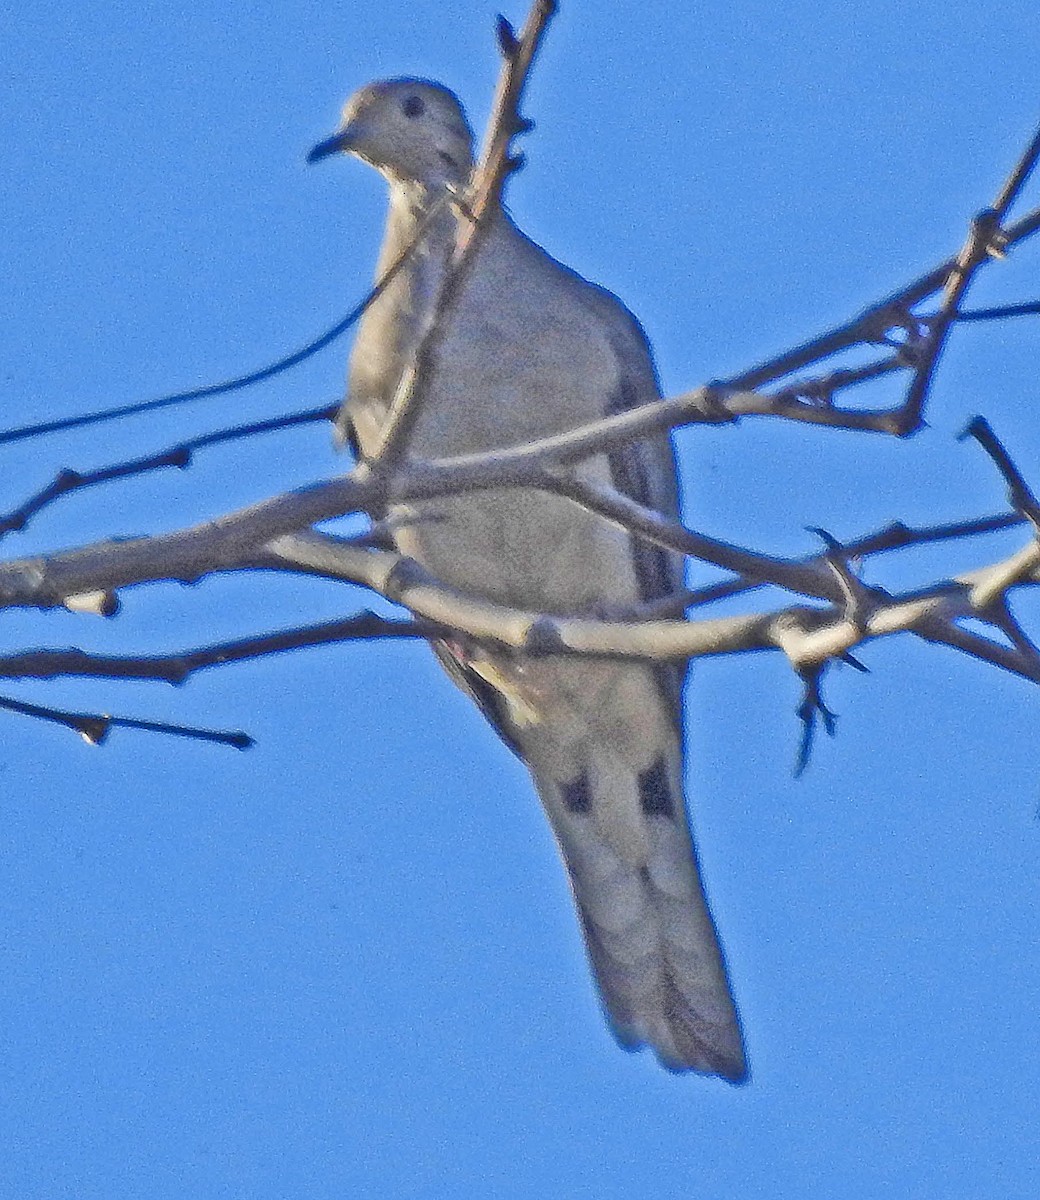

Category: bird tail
[531, 741, 747, 1082]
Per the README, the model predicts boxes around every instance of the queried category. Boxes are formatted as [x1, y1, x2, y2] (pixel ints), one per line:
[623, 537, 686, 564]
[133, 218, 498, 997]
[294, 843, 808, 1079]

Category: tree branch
[0, 692, 252, 749]
[0, 613, 430, 685]
[0, 403, 338, 539]
[369, 0, 557, 467]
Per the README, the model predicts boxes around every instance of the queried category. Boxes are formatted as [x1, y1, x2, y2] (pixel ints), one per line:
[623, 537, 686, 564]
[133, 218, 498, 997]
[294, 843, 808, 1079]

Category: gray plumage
[310, 78, 746, 1080]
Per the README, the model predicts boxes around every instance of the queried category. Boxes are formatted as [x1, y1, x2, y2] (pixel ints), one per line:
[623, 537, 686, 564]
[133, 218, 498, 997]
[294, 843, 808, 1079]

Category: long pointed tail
[533, 743, 746, 1081]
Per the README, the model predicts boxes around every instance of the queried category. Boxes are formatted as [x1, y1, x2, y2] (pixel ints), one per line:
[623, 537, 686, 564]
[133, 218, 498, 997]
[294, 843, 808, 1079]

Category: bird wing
[342, 196, 745, 1078]
[430, 234, 746, 1078]
[518, 280, 745, 1078]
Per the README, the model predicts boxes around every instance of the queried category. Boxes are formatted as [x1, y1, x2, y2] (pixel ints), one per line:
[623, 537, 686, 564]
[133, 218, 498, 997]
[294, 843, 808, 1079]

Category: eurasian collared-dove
[309, 78, 746, 1081]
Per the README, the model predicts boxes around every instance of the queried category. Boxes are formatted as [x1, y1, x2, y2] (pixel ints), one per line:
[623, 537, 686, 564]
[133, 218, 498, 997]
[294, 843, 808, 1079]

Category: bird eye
[402, 95, 425, 118]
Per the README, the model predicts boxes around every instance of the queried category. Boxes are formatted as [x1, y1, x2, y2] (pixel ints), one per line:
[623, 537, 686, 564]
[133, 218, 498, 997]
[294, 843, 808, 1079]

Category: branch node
[792, 378, 836, 409]
[79, 717, 112, 746]
[854, 302, 921, 347]
[701, 382, 743, 424]
[382, 555, 430, 603]
[882, 408, 925, 438]
[524, 616, 566, 655]
[969, 207, 1008, 261]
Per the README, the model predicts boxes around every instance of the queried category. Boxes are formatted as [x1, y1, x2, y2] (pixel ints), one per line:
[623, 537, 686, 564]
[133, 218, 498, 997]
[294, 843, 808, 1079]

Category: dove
[309, 78, 746, 1080]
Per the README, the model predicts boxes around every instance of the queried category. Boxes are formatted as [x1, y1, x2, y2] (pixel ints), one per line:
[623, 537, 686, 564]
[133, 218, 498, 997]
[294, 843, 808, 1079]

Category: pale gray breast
[345, 196, 456, 455]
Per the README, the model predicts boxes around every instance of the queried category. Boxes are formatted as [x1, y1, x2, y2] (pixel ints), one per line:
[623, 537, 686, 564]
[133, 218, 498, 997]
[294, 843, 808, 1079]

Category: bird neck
[377, 180, 457, 271]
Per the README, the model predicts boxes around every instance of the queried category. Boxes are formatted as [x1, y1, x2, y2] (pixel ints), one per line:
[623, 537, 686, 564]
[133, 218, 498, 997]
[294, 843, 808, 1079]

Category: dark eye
[402, 95, 425, 118]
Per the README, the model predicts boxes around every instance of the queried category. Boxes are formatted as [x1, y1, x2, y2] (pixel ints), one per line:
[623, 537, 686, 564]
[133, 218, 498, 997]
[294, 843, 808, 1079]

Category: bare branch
[537, 470, 844, 601]
[954, 300, 1040, 322]
[979, 598, 1040, 668]
[0, 403, 337, 539]
[262, 531, 1040, 671]
[839, 510, 1023, 558]
[0, 193, 449, 449]
[961, 416, 1040, 530]
[714, 199, 1040, 398]
[956, 417, 1040, 609]
[466, 1, 558, 245]
[899, 209, 1005, 434]
[0, 613, 430, 685]
[805, 528, 872, 630]
[912, 615, 1040, 685]
[0, 692, 252, 749]
[767, 355, 905, 410]
[369, 0, 557, 466]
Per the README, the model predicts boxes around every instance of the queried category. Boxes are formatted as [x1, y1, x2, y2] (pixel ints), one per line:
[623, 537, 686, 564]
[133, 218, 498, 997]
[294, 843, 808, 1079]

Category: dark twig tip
[805, 526, 843, 553]
[794, 721, 812, 779]
[495, 14, 520, 56]
[957, 415, 988, 443]
[962, 418, 1040, 528]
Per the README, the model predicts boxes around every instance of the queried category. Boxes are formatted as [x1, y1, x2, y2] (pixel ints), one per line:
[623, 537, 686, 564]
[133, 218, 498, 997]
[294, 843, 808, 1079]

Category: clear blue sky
[2, 2, 1039, 1196]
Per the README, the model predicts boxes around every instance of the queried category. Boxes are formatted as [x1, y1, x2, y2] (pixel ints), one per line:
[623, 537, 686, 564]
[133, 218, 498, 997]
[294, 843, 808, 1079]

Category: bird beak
[307, 128, 356, 164]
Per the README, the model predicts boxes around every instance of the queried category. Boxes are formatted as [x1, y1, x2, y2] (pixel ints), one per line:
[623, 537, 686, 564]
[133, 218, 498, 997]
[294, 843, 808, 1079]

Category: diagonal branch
[0, 403, 338, 539]
[0, 612, 431, 685]
[0, 196, 450, 449]
[369, 1, 557, 467]
[536, 470, 843, 600]
[961, 416, 1040, 530]
[712, 201, 1040, 400]
[0, 692, 252, 749]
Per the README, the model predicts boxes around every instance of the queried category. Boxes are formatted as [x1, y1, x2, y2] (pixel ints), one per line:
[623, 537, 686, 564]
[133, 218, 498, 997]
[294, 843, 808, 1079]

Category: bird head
[308, 78, 475, 187]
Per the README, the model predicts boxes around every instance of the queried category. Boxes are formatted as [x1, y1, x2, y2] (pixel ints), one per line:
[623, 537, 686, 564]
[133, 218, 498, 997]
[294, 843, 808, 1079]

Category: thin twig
[369, 0, 557, 467]
[0, 196, 449, 447]
[767, 355, 905, 408]
[952, 300, 1040, 322]
[895, 125, 1040, 433]
[914, 616, 1040, 685]
[0, 403, 338, 539]
[718, 202, 1040, 397]
[0, 613, 431, 685]
[961, 416, 1040, 530]
[0, 693, 252, 748]
[805, 528, 874, 630]
[538, 470, 842, 601]
[982, 598, 1040, 665]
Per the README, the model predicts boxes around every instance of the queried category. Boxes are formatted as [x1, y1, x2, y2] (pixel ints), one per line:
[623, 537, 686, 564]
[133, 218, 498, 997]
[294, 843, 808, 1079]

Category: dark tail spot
[562, 773, 592, 814]
[638, 758, 674, 817]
